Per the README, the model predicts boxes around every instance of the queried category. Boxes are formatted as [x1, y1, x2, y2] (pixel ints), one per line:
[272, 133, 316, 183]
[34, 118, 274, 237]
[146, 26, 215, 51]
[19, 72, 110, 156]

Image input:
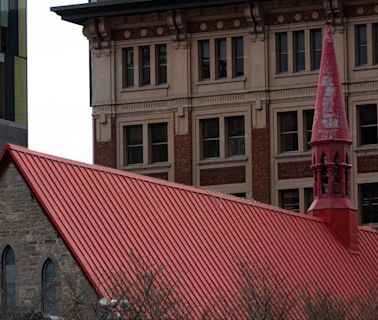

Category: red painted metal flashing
[1, 144, 378, 318]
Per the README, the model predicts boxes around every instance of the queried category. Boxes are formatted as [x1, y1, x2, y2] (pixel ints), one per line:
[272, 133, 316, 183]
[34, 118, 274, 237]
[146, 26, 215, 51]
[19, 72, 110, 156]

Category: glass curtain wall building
[0, 0, 27, 147]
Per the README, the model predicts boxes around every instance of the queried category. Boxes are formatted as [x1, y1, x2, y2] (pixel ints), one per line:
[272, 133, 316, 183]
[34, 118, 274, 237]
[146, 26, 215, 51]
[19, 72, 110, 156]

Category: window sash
[356, 25, 368, 66]
[360, 183, 378, 224]
[140, 46, 150, 86]
[374, 24, 378, 65]
[125, 125, 143, 165]
[199, 40, 210, 80]
[277, 33, 288, 73]
[201, 118, 219, 158]
[122, 48, 134, 88]
[304, 110, 314, 150]
[156, 45, 167, 84]
[311, 29, 322, 70]
[279, 112, 298, 152]
[216, 38, 227, 79]
[294, 31, 305, 72]
[279, 189, 300, 212]
[232, 37, 244, 77]
[150, 123, 168, 163]
[226, 116, 245, 157]
[359, 105, 378, 145]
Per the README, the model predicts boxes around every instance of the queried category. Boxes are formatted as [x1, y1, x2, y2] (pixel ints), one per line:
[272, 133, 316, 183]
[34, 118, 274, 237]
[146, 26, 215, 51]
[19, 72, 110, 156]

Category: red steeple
[308, 23, 358, 251]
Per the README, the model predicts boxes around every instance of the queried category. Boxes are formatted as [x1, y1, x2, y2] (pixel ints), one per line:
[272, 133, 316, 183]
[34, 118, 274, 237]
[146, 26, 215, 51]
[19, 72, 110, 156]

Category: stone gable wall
[0, 162, 97, 318]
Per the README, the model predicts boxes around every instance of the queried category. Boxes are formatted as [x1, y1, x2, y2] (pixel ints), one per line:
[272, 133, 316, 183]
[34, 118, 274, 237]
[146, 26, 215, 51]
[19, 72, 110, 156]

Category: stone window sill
[122, 162, 171, 171]
[196, 76, 246, 86]
[197, 155, 248, 166]
[121, 84, 169, 92]
[354, 145, 378, 153]
[353, 64, 378, 72]
[275, 150, 311, 159]
[274, 70, 319, 78]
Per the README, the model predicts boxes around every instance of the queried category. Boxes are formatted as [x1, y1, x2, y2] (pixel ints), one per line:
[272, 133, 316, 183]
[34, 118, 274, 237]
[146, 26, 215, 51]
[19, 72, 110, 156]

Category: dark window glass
[311, 29, 322, 70]
[231, 193, 246, 198]
[294, 31, 305, 72]
[277, 33, 288, 73]
[226, 116, 245, 157]
[199, 40, 210, 80]
[150, 123, 168, 163]
[42, 259, 56, 313]
[360, 183, 378, 224]
[374, 24, 378, 65]
[233, 37, 244, 77]
[216, 38, 227, 79]
[304, 188, 314, 212]
[279, 112, 298, 152]
[201, 118, 219, 159]
[359, 104, 378, 145]
[279, 189, 299, 212]
[2, 246, 16, 311]
[0, 27, 7, 53]
[156, 44, 167, 84]
[356, 25, 367, 66]
[140, 46, 150, 86]
[122, 48, 134, 88]
[304, 109, 314, 150]
[0, 60, 4, 118]
[125, 125, 143, 165]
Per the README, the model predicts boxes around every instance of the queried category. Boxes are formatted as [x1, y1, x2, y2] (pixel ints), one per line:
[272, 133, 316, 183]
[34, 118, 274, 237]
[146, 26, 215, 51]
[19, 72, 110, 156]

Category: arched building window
[333, 153, 340, 194]
[2, 246, 16, 310]
[42, 259, 56, 314]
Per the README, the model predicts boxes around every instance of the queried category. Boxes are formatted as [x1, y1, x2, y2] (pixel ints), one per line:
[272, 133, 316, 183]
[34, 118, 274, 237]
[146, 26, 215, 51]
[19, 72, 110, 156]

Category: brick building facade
[53, 0, 378, 224]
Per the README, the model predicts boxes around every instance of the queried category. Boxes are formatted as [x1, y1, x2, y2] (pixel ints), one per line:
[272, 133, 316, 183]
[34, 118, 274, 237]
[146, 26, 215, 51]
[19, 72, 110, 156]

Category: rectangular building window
[122, 48, 134, 88]
[373, 24, 378, 65]
[358, 104, 378, 145]
[124, 125, 143, 165]
[201, 118, 219, 159]
[356, 25, 367, 66]
[279, 189, 300, 212]
[232, 37, 244, 77]
[199, 40, 210, 80]
[216, 38, 227, 79]
[140, 46, 150, 86]
[278, 111, 298, 152]
[311, 29, 322, 70]
[226, 116, 245, 157]
[277, 32, 288, 73]
[149, 123, 168, 163]
[360, 183, 378, 224]
[156, 44, 167, 84]
[304, 109, 314, 151]
[294, 31, 305, 72]
[304, 187, 314, 212]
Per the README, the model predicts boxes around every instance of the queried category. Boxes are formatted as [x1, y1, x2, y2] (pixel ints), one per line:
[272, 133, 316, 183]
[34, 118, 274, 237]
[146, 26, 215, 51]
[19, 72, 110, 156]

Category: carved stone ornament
[323, 0, 344, 32]
[167, 10, 187, 43]
[83, 18, 111, 49]
[244, 2, 265, 41]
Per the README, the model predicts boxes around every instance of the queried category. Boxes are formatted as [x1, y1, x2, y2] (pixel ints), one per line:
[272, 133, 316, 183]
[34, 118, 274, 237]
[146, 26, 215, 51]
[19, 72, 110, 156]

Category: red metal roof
[311, 22, 351, 143]
[1, 144, 378, 317]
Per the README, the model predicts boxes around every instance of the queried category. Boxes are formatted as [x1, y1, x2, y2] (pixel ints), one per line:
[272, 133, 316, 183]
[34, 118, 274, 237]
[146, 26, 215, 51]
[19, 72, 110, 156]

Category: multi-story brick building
[0, 0, 27, 148]
[53, 0, 378, 224]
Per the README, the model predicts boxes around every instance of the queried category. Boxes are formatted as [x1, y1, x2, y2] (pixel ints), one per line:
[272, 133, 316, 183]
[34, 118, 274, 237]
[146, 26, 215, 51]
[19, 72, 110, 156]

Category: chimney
[307, 22, 358, 251]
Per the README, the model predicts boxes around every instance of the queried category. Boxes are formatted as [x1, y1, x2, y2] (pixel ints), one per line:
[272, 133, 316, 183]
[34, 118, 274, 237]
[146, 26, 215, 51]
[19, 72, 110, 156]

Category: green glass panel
[14, 56, 27, 124]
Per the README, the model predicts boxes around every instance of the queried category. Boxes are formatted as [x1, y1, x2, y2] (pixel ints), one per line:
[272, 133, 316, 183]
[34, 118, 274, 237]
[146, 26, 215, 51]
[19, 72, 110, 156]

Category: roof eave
[51, 0, 247, 25]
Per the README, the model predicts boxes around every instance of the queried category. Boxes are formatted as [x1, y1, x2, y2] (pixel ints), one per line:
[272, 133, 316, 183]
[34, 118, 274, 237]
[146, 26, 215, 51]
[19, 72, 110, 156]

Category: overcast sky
[28, 0, 92, 163]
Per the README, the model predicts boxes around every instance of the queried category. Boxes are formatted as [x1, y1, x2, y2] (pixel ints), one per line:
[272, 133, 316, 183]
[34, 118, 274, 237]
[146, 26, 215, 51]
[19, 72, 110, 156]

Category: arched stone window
[2, 246, 16, 310]
[333, 153, 340, 194]
[42, 259, 56, 314]
[321, 154, 328, 194]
